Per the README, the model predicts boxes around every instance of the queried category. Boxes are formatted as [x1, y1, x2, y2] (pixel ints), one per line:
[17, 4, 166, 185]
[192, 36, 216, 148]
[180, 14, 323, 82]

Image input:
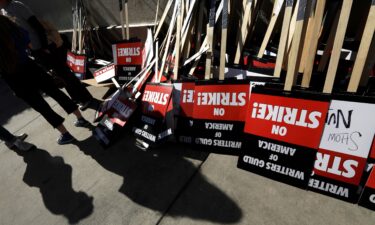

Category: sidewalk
[0, 81, 373, 225]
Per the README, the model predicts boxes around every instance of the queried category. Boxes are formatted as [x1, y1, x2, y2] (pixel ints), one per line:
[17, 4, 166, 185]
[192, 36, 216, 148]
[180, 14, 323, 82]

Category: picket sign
[238, 88, 330, 188]
[191, 81, 251, 154]
[133, 83, 174, 146]
[359, 168, 375, 210]
[112, 40, 144, 82]
[66, 51, 87, 80]
[309, 99, 375, 202]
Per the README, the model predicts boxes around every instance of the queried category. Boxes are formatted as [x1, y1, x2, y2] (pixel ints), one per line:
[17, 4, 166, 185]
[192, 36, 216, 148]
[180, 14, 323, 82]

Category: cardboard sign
[113, 41, 143, 82]
[191, 82, 251, 154]
[173, 82, 195, 144]
[67, 51, 86, 79]
[93, 64, 116, 83]
[238, 91, 330, 188]
[359, 167, 375, 211]
[133, 83, 174, 145]
[309, 100, 375, 202]
[244, 93, 329, 149]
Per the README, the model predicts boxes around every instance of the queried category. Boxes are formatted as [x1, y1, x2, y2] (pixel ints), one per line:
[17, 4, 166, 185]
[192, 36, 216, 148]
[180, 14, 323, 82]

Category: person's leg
[47, 47, 93, 105]
[0, 126, 35, 151]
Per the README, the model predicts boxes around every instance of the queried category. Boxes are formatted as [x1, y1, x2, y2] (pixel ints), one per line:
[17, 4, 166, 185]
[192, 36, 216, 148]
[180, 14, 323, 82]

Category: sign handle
[274, 0, 294, 78]
[219, 0, 229, 80]
[347, 1, 375, 93]
[323, 0, 353, 94]
[234, 0, 253, 64]
[205, 0, 217, 80]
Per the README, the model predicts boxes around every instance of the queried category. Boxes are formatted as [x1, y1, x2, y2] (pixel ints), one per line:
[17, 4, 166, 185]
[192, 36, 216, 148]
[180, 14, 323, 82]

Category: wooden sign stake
[234, 0, 253, 64]
[301, 0, 326, 88]
[257, 0, 285, 58]
[205, 0, 217, 80]
[323, 0, 353, 94]
[284, 0, 307, 91]
[274, 0, 294, 78]
[219, 0, 229, 80]
[347, 0, 375, 93]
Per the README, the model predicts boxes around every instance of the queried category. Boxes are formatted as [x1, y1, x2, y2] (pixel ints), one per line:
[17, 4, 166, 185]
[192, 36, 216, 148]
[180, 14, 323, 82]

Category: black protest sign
[113, 40, 143, 82]
[191, 81, 251, 154]
[133, 83, 174, 145]
[359, 167, 375, 211]
[238, 89, 330, 189]
[309, 100, 375, 203]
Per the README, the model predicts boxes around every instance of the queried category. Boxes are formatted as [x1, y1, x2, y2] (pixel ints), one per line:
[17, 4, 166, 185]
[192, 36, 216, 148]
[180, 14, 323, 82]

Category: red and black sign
[191, 81, 251, 154]
[67, 51, 87, 80]
[173, 81, 195, 144]
[113, 40, 143, 82]
[308, 99, 375, 203]
[238, 89, 330, 188]
[133, 83, 174, 145]
[359, 167, 375, 211]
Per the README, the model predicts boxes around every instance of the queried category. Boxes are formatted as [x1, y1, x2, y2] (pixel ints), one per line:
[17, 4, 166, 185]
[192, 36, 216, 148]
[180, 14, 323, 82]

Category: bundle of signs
[67, 0, 375, 211]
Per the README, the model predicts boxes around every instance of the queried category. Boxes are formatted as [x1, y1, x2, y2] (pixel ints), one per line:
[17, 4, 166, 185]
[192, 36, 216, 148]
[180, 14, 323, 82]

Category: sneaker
[57, 132, 76, 145]
[13, 139, 36, 152]
[79, 100, 92, 111]
[74, 118, 90, 127]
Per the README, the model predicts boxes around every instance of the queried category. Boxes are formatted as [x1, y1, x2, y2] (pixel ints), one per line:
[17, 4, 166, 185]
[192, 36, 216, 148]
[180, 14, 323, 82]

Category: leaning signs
[192, 81, 251, 154]
[309, 100, 375, 202]
[238, 89, 330, 188]
[113, 40, 143, 82]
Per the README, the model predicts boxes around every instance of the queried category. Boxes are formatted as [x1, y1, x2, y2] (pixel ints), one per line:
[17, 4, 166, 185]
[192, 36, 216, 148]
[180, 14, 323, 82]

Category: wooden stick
[298, 0, 316, 73]
[154, 0, 174, 39]
[153, 0, 160, 34]
[317, 7, 341, 72]
[159, 1, 178, 83]
[124, 0, 130, 40]
[257, 0, 285, 58]
[284, 0, 307, 91]
[286, 0, 299, 53]
[360, 36, 375, 87]
[234, 0, 253, 64]
[323, 0, 353, 94]
[174, 0, 182, 80]
[347, 0, 375, 93]
[78, 6, 83, 54]
[195, 0, 205, 50]
[205, 0, 216, 80]
[219, 0, 229, 80]
[119, 0, 125, 39]
[274, 0, 294, 78]
[301, 0, 326, 87]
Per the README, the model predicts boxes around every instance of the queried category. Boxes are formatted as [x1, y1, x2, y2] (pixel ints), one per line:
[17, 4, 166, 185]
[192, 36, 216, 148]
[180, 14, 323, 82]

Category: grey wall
[23, 0, 168, 30]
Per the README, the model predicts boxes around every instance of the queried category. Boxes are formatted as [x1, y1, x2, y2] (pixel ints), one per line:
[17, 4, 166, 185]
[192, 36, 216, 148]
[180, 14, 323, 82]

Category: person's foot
[57, 132, 76, 145]
[13, 139, 36, 152]
[15, 133, 28, 141]
[79, 100, 92, 111]
[74, 118, 90, 127]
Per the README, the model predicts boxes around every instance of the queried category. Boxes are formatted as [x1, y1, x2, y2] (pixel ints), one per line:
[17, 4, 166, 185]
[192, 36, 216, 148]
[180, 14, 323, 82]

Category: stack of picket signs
[81, 0, 375, 211]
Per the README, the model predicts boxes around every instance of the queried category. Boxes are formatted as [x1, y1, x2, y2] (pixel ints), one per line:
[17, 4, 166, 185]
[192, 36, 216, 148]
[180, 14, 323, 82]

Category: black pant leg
[0, 126, 15, 143]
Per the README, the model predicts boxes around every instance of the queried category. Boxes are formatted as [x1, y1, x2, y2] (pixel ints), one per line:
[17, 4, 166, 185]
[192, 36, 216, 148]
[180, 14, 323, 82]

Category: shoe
[15, 133, 28, 141]
[5, 133, 28, 149]
[57, 132, 76, 145]
[74, 118, 90, 127]
[13, 139, 36, 152]
[79, 100, 92, 111]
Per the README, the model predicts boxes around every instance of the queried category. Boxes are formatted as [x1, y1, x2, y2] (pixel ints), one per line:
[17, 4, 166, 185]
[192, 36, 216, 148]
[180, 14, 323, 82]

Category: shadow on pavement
[14, 148, 94, 224]
[75, 134, 243, 224]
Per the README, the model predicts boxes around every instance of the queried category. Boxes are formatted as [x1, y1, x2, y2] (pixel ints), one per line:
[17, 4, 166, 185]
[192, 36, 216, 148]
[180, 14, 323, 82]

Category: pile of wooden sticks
[153, 0, 375, 94]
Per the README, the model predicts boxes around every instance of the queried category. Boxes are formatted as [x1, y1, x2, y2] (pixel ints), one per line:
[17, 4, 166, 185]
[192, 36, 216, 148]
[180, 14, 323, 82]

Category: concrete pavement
[0, 81, 374, 225]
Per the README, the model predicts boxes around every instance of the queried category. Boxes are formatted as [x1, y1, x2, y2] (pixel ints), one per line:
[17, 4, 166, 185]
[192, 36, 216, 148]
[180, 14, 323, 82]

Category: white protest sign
[94, 64, 116, 83]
